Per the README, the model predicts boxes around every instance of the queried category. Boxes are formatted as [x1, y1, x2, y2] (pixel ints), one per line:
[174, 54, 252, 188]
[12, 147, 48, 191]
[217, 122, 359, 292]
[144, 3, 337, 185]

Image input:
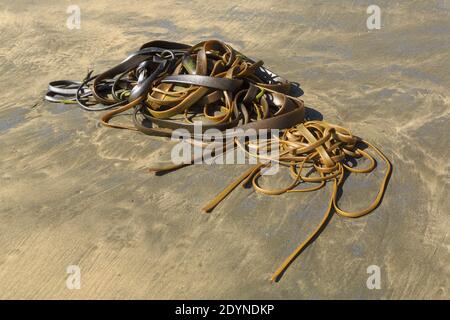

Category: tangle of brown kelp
[46, 40, 391, 283]
[46, 40, 305, 137]
[199, 121, 391, 282]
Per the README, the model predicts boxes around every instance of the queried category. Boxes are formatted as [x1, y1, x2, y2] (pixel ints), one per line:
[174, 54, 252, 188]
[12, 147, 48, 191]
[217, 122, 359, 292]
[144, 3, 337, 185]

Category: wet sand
[0, 0, 448, 299]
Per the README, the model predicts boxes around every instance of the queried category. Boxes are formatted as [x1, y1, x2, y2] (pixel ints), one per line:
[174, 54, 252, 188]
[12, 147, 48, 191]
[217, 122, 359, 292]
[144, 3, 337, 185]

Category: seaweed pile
[46, 39, 391, 282]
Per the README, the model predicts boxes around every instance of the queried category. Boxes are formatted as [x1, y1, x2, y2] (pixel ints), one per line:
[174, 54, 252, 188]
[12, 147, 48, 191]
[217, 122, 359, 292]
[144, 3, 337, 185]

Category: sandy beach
[0, 0, 448, 299]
